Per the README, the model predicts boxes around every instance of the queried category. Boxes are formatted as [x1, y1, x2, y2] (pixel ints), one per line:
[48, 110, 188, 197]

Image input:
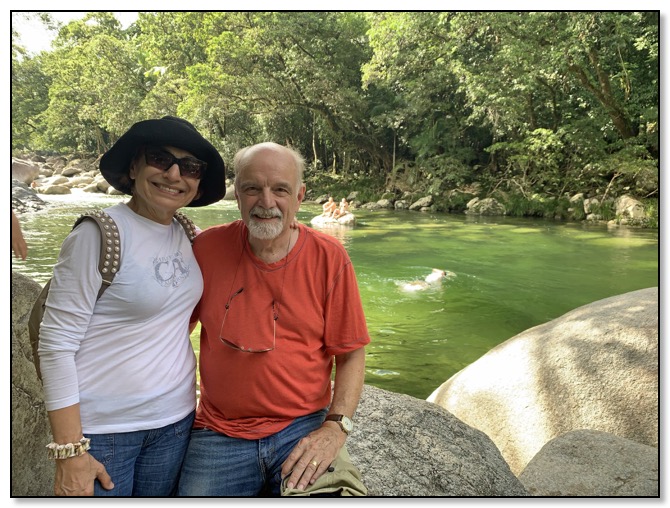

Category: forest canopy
[11, 11, 659, 207]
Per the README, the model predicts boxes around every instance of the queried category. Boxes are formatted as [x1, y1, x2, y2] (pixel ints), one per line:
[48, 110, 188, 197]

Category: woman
[38, 116, 225, 496]
[333, 198, 349, 218]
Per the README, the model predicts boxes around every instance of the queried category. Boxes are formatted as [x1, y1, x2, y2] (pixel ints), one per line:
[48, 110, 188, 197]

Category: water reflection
[308, 222, 353, 247]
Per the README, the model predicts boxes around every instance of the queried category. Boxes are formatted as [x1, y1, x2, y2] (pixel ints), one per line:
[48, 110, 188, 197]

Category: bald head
[233, 142, 305, 189]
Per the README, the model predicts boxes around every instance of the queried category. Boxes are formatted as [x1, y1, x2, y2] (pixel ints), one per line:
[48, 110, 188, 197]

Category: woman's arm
[38, 220, 113, 495]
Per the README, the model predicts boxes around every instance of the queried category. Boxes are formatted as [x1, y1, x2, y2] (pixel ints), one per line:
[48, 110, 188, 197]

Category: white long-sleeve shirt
[39, 203, 201, 434]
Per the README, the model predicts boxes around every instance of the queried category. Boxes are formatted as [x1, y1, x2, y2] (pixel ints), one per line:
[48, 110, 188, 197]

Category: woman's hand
[54, 453, 114, 496]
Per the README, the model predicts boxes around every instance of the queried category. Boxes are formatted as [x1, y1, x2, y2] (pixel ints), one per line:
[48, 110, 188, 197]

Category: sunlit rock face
[428, 287, 658, 476]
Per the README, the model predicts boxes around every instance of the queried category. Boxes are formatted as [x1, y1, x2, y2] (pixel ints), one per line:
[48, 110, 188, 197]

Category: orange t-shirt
[191, 221, 370, 439]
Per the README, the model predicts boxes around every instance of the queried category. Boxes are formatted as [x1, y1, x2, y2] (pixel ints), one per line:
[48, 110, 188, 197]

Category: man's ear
[297, 184, 306, 206]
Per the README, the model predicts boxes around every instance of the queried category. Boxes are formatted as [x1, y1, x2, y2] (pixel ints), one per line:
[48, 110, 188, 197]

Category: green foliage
[503, 194, 547, 218]
[10, 11, 658, 225]
[563, 197, 583, 219]
[440, 191, 473, 213]
[11, 54, 51, 150]
[640, 198, 659, 228]
[488, 128, 568, 196]
[588, 200, 617, 221]
[306, 171, 385, 204]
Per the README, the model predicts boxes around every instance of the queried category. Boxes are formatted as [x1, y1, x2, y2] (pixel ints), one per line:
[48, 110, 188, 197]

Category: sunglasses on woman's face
[144, 147, 207, 180]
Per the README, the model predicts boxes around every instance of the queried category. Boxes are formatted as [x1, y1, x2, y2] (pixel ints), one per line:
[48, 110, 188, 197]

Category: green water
[13, 192, 659, 399]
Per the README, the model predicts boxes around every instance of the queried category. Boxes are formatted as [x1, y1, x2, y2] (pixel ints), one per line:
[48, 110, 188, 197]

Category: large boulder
[310, 213, 356, 227]
[465, 197, 506, 216]
[428, 287, 658, 476]
[518, 429, 658, 496]
[11, 158, 40, 184]
[12, 179, 46, 213]
[409, 195, 433, 211]
[348, 385, 527, 496]
[11, 272, 54, 496]
[613, 194, 648, 226]
[615, 195, 645, 220]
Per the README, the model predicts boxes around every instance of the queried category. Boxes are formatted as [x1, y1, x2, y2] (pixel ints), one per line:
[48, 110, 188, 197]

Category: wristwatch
[325, 414, 353, 434]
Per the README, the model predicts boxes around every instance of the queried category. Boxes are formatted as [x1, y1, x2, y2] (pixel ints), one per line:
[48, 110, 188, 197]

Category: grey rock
[361, 201, 385, 210]
[38, 185, 71, 195]
[519, 429, 658, 496]
[12, 159, 40, 184]
[12, 180, 46, 213]
[11, 273, 54, 496]
[465, 197, 506, 216]
[615, 195, 645, 220]
[584, 197, 600, 214]
[428, 288, 658, 476]
[349, 385, 528, 496]
[62, 176, 94, 188]
[223, 185, 236, 200]
[409, 196, 433, 210]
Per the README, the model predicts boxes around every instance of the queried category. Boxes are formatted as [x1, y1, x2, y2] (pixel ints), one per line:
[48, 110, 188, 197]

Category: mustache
[250, 206, 283, 219]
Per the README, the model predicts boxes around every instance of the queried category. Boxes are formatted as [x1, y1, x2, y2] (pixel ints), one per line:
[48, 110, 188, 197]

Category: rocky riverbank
[12, 154, 654, 228]
[11, 271, 658, 497]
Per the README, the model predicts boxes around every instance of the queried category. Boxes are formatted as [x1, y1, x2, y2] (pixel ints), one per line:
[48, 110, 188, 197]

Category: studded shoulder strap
[70, 210, 196, 300]
[173, 211, 198, 242]
[73, 210, 120, 299]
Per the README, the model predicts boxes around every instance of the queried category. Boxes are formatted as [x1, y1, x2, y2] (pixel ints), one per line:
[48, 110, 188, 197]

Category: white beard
[248, 207, 284, 240]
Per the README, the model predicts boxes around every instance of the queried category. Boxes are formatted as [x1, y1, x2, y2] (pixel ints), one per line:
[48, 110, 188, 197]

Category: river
[12, 191, 659, 399]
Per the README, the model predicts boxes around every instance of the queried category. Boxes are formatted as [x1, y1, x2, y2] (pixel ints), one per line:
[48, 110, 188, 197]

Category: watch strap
[325, 414, 352, 434]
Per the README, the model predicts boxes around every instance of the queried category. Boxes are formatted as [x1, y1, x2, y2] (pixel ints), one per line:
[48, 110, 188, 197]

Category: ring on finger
[310, 459, 319, 468]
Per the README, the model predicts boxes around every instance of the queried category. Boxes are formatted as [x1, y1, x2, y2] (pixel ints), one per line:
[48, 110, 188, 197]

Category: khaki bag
[281, 445, 367, 497]
[28, 209, 197, 381]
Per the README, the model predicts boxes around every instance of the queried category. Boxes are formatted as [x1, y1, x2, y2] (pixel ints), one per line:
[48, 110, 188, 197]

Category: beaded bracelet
[46, 437, 91, 460]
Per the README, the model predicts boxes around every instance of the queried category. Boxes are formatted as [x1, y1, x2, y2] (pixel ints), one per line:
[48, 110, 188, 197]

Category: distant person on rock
[322, 196, 337, 217]
[333, 198, 349, 218]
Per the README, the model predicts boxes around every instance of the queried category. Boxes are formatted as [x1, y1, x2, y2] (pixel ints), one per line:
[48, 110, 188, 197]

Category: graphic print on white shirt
[153, 250, 190, 287]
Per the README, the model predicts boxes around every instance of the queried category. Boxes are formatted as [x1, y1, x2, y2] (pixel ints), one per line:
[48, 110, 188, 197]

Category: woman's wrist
[46, 437, 91, 459]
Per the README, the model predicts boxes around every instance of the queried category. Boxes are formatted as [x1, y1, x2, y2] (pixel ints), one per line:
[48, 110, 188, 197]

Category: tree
[33, 13, 147, 153]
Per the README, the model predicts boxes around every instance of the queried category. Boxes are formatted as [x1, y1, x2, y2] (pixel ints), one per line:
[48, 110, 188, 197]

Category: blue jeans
[88, 410, 195, 497]
[177, 409, 327, 496]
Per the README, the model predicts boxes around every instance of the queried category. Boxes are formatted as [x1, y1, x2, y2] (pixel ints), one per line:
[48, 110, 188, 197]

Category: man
[178, 142, 369, 496]
[322, 196, 337, 217]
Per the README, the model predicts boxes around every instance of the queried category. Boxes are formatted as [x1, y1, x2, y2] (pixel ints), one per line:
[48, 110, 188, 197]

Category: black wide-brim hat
[99, 116, 226, 207]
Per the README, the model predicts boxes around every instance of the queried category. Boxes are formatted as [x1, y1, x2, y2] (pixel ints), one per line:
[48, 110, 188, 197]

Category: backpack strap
[173, 211, 198, 242]
[70, 210, 195, 300]
[73, 210, 120, 299]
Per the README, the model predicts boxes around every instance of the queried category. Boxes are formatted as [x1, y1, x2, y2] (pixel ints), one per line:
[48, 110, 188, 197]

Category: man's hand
[280, 423, 345, 491]
[54, 453, 114, 496]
